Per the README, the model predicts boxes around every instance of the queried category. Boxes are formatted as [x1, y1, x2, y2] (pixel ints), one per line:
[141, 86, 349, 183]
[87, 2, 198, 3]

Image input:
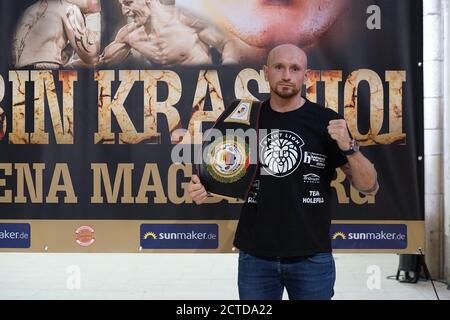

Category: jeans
[238, 251, 336, 300]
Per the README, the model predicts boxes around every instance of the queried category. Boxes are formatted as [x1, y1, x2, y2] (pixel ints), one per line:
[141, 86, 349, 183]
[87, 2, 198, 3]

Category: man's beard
[271, 83, 301, 99]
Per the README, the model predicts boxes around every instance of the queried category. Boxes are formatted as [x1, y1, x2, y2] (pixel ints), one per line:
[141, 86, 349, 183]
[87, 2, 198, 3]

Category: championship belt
[197, 99, 262, 201]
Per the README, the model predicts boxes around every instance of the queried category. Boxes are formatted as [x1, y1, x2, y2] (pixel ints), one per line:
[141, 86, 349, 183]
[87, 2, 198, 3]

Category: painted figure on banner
[98, 0, 239, 66]
[186, 0, 351, 64]
[12, 0, 101, 69]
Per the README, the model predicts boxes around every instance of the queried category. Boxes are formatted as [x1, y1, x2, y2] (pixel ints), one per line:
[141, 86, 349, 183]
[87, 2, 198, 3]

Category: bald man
[188, 44, 379, 300]
[12, 0, 101, 69]
[98, 0, 238, 66]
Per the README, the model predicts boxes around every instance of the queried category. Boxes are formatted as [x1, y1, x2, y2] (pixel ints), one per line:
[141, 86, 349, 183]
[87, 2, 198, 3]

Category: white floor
[0, 253, 448, 300]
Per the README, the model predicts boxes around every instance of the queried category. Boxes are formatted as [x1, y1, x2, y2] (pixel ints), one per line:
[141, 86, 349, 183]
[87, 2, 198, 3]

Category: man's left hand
[327, 119, 352, 151]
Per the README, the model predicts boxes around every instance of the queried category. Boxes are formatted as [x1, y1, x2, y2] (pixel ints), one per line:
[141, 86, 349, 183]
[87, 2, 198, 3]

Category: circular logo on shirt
[206, 137, 249, 183]
[260, 130, 304, 177]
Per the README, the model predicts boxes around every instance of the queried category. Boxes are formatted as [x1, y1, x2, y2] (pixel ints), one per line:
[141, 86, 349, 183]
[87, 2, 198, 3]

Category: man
[12, 0, 101, 69]
[197, 0, 350, 64]
[188, 44, 379, 300]
[98, 0, 238, 66]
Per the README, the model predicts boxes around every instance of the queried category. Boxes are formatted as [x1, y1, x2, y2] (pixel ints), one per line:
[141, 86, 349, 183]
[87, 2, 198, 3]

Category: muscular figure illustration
[99, 0, 238, 66]
[12, 0, 101, 69]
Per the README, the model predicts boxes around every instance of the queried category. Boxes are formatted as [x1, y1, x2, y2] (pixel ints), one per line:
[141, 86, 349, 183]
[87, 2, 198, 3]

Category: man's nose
[281, 69, 291, 80]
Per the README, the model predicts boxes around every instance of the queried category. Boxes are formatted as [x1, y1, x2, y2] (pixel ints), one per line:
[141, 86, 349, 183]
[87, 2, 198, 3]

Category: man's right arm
[97, 25, 134, 66]
[63, 4, 100, 65]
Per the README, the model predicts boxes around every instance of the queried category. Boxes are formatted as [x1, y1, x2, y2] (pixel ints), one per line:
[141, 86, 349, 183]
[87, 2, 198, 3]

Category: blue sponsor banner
[331, 224, 407, 249]
[140, 224, 219, 249]
[0, 223, 31, 248]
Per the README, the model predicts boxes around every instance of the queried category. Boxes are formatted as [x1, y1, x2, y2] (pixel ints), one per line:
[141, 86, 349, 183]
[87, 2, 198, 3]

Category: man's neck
[144, 2, 175, 32]
[269, 94, 305, 113]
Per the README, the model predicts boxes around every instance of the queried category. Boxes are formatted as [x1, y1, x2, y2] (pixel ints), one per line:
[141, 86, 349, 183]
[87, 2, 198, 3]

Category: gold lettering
[90, 163, 134, 203]
[136, 163, 167, 204]
[8, 71, 29, 144]
[14, 163, 45, 203]
[226, 198, 245, 204]
[305, 70, 321, 103]
[331, 168, 375, 204]
[0, 163, 12, 203]
[0, 75, 5, 142]
[344, 69, 384, 146]
[142, 70, 182, 144]
[30, 71, 76, 144]
[95, 70, 181, 144]
[46, 163, 78, 203]
[182, 70, 225, 144]
[386, 71, 406, 143]
[95, 70, 142, 144]
[168, 163, 192, 204]
[350, 185, 375, 204]
[331, 168, 350, 204]
[322, 71, 342, 113]
[234, 68, 269, 100]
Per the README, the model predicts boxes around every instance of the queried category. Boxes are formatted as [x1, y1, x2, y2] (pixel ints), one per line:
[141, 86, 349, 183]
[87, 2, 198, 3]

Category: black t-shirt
[233, 98, 348, 258]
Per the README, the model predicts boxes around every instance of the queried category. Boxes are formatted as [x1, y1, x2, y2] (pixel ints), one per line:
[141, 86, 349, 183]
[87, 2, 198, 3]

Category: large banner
[0, 0, 424, 253]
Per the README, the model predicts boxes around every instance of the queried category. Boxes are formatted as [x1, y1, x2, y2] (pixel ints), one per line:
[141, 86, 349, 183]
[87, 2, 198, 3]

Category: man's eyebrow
[270, 62, 303, 67]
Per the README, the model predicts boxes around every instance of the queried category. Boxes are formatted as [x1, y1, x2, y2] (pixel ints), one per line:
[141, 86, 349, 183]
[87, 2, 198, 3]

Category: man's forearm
[97, 41, 130, 66]
[346, 152, 378, 195]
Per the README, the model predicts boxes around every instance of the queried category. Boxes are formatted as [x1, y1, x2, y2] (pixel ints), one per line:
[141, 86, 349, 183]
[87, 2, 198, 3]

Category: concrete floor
[0, 253, 448, 300]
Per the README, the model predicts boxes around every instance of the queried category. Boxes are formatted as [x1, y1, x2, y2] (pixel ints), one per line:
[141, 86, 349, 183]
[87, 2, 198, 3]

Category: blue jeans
[238, 251, 336, 300]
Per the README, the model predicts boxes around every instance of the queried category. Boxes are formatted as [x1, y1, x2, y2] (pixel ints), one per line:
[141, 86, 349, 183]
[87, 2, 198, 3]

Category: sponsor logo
[0, 223, 31, 248]
[331, 224, 407, 249]
[207, 137, 249, 183]
[332, 232, 347, 240]
[303, 173, 320, 184]
[143, 232, 157, 240]
[75, 225, 95, 247]
[140, 224, 219, 249]
[303, 151, 327, 169]
[260, 130, 304, 177]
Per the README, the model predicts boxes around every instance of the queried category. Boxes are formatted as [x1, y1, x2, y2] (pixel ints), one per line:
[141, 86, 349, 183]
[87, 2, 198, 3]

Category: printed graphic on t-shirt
[247, 179, 260, 204]
[302, 190, 325, 204]
[303, 151, 327, 169]
[303, 173, 321, 184]
[260, 130, 304, 178]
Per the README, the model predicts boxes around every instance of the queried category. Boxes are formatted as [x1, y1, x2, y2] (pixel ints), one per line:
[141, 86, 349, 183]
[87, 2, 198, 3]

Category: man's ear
[263, 65, 269, 81]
